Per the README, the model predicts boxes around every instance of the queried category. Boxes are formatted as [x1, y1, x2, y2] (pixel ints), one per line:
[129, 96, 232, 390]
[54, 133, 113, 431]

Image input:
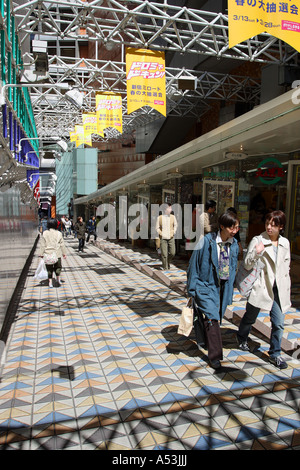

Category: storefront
[202, 154, 300, 254]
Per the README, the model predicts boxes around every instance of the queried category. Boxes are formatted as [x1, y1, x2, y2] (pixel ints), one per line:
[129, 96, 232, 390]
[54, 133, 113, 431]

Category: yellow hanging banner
[70, 131, 77, 144]
[74, 125, 92, 147]
[228, 0, 300, 52]
[95, 92, 123, 135]
[126, 48, 166, 116]
[82, 113, 100, 136]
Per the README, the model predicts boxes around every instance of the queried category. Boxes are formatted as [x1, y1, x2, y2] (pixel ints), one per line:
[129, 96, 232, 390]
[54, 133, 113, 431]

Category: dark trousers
[195, 280, 226, 362]
[46, 258, 62, 278]
[78, 238, 85, 252]
[203, 318, 223, 362]
[237, 284, 284, 358]
[86, 230, 97, 242]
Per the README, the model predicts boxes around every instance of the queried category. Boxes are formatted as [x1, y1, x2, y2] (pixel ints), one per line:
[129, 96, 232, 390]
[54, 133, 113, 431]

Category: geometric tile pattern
[98, 239, 300, 355]
[0, 237, 300, 450]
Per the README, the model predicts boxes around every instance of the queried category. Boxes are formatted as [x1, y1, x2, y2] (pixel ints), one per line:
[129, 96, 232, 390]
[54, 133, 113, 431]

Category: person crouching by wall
[40, 218, 66, 288]
[187, 211, 240, 369]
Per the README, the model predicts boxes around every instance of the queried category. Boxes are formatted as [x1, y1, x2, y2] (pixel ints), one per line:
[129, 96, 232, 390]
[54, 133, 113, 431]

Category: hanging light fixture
[166, 168, 183, 179]
[137, 179, 149, 190]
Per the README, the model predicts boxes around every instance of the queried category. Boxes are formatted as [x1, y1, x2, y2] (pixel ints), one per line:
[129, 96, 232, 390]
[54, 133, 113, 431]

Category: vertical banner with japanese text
[74, 125, 92, 147]
[69, 131, 77, 144]
[82, 113, 100, 137]
[126, 48, 166, 116]
[228, 0, 300, 52]
[96, 92, 123, 135]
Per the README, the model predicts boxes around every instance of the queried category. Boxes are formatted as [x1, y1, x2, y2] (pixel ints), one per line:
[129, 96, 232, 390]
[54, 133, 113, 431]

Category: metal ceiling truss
[27, 55, 261, 139]
[13, 0, 299, 65]
[9, 0, 295, 142]
[0, 151, 34, 196]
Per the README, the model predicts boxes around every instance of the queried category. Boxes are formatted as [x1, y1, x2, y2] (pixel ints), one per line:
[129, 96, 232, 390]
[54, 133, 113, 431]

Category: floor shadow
[161, 324, 203, 357]
[91, 267, 125, 275]
[122, 300, 182, 318]
[51, 365, 75, 381]
[161, 325, 250, 378]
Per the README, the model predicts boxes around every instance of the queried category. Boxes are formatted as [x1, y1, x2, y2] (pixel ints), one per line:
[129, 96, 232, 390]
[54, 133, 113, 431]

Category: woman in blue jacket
[187, 211, 240, 368]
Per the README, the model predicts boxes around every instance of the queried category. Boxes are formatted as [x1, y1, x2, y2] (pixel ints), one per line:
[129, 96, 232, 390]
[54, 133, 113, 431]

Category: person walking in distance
[199, 200, 218, 235]
[187, 211, 240, 369]
[86, 215, 97, 244]
[40, 218, 66, 288]
[236, 210, 291, 369]
[74, 216, 87, 253]
[155, 203, 178, 270]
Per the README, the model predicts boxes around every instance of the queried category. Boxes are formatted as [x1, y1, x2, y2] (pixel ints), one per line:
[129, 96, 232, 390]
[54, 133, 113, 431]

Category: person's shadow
[161, 324, 251, 378]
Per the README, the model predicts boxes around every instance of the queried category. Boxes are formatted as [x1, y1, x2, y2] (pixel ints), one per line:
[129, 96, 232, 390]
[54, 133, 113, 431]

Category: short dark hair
[265, 210, 286, 234]
[218, 211, 239, 228]
[47, 218, 58, 230]
[226, 206, 237, 215]
[205, 200, 216, 210]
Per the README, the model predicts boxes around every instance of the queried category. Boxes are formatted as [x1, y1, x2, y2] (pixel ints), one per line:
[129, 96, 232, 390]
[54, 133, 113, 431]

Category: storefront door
[203, 180, 235, 215]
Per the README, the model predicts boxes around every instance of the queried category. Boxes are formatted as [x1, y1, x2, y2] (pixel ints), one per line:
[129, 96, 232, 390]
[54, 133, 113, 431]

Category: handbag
[43, 252, 58, 265]
[43, 231, 59, 265]
[34, 259, 48, 281]
[178, 298, 194, 336]
[235, 237, 264, 298]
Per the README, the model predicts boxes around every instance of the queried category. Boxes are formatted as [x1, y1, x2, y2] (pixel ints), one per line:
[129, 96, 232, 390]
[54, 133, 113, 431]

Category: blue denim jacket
[187, 232, 239, 322]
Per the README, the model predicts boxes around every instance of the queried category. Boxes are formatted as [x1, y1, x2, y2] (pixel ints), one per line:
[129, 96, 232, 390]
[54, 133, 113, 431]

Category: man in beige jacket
[156, 204, 178, 270]
[199, 200, 218, 236]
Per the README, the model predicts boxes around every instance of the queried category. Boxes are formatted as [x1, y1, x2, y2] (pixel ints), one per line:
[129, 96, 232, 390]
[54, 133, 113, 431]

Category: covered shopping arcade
[1, 0, 300, 451]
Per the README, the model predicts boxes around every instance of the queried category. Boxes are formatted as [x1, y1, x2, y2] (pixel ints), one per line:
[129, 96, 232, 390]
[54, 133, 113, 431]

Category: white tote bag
[34, 259, 48, 281]
[178, 298, 194, 337]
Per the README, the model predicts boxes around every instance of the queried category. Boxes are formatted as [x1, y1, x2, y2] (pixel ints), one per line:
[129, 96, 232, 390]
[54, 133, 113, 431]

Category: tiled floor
[0, 237, 300, 450]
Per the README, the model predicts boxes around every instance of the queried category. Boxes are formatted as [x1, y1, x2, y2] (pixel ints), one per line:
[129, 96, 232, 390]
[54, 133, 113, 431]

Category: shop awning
[74, 88, 300, 205]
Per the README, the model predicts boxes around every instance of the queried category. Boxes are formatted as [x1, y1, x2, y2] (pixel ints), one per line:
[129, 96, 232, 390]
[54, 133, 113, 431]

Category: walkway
[0, 237, 300, 450]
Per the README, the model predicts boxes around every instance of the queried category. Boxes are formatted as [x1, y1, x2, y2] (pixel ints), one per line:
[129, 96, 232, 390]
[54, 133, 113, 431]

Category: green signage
[255, 157, 284, 185]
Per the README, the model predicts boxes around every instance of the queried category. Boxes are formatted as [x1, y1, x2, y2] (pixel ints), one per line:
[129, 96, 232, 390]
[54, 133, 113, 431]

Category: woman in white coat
[237, 210, 291, 369]
[40, 218, 66, 287]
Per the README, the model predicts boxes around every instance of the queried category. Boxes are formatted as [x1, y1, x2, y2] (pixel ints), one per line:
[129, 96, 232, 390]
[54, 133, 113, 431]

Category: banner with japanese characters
[126, 48, 166, 116]
[96, 92, 123, 135]
[33, 179, 40, 206]
[228, 0, 300, 52]
[82, 113, 101, 137]
[69, 131, 77, 144]
[74, 125, 92, 147]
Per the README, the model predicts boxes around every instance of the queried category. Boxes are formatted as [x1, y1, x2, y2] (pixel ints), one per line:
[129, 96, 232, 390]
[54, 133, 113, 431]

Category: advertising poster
[95, 92, 122, 135]
[126, 48, 166, 116]
[82, 113, 100, 136]
[33, 179, 40, 206]
[74, 125, 92, 147]
[228, 0, 300, 52]
[69, 131, 77, 144]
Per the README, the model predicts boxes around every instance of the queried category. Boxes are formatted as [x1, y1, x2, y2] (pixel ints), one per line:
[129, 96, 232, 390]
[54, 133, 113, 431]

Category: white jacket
[244, 231, 291, 313]
[40, 229, 66, 259]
